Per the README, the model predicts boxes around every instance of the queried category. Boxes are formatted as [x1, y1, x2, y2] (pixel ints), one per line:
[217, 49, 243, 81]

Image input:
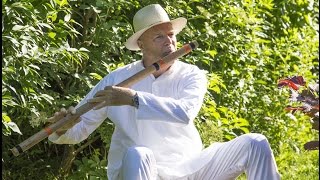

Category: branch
[74, 135, 100, 155]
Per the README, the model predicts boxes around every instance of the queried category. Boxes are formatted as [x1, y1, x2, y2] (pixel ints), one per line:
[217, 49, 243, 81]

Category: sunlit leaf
[48, 32, 56, 39]
[2, 113, 11, 123]
[255, 80, 267, 85]
[29, 64, 40, 70]
[21, 44, 28, 54]
[207, 50, 217, 58]
[12, 25, 25, 31]
[4, 121, 22, 135]
[79, 47, 90, 52]
[67, 48, 78, 52]
[90, 73, 103, 80]
[64, 14, 71, 22]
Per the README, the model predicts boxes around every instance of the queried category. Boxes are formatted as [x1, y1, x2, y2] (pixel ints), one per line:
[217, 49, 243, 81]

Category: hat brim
[125, 17, 187, 51]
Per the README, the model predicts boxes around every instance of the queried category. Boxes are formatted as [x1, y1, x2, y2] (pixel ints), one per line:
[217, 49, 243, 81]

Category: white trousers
[120, 133, 281, 180]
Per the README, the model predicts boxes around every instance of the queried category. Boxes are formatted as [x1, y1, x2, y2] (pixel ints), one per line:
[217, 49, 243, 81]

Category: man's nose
[164, 35, 173, 45]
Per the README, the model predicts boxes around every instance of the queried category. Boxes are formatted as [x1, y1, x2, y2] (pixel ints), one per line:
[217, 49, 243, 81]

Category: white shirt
[49, 60, 208, 179]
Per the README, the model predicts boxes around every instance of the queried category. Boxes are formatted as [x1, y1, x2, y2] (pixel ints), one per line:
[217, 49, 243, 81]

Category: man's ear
[137, 40, 143, 50]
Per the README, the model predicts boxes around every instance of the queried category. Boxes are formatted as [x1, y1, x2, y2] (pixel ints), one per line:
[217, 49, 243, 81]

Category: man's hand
[47, 106, 80, 136]
[87, 86, 136, 110]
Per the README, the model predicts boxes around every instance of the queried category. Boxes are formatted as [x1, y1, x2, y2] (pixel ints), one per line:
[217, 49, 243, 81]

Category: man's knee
[241, 133, 272, 155]
[124, 146, 154, 163]
[241, 133, 267, 142]
[121, 146, 157, 180]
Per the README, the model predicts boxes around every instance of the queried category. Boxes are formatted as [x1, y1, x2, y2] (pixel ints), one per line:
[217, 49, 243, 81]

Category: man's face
[138, 23, 177, 60]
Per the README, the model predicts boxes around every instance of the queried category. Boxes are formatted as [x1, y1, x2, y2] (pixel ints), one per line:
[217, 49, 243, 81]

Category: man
[49, 4, 281, 180]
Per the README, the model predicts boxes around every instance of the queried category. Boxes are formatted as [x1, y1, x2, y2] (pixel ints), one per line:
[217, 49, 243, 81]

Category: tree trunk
[59, 145, 76, 178]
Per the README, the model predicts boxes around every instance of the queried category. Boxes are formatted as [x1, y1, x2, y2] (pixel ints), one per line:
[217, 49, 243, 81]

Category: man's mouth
[163, 51, 171, 57]
[163, 48, 175, 57]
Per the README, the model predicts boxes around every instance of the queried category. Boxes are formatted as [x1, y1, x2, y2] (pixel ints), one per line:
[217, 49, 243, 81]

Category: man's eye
[155, 35, 163, 39]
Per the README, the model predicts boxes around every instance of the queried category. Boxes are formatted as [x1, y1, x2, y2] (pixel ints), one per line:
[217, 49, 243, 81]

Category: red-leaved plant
[278, 76, 319, 150]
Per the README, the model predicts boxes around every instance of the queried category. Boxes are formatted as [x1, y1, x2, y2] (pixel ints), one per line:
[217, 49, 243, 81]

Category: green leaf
[255, 80, 267, 85]
[67, 48, 78, 52]
[4, 36, 20, 45]
[22, 44, 28, 54]
[20, 94, 27, 107]
[2, 97, 18, 107]
[29, 64, 40, 70]
[48, 12, 57, 22]
[23, 66, 29, 75]
[79, 47, 90, 52]
[4, 121, 23, 135]
[2, 113, 11, 123]
[12, 25, 25, 31]
[212, 111, 221, 119]
[40, 94, 54, 104]
[239, 127, 249, 133]
[38, 23, 52, 29]
[48, 32, 56, 39]
[209, 86, 221, 93]
[90, 73, 103, 80]
[7, 85, 18, 96]
[64, 14, 71, 22]
[234, 118, 250, 126]
[218, 107, 229, 114]
[55, 0, 68, 7]
[207, 50, 218, 58]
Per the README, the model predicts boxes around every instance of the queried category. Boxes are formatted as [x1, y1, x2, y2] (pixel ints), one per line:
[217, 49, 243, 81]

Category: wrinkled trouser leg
[120, 146, 158, 180]
[182, 133, 281, 180]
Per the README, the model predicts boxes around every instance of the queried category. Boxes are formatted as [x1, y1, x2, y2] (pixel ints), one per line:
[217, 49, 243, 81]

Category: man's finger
[94, 89, 111, 97]
[104, 86, 113, 90]
[47, 112, 65, 123]
[60, 108, 67, 114]
[88, 96, 108, 103]
[94, 101, 107, 110]
[68, 106, 76, 115]
[47, 116, 57, 123]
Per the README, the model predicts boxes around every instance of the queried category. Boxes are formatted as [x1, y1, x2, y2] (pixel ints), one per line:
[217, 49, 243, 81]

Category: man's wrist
[132, 92, 139, 109]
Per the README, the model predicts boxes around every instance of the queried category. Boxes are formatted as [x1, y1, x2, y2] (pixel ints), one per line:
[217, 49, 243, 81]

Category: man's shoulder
[174, 60, 203, 73]
[173, 61, 207, 82]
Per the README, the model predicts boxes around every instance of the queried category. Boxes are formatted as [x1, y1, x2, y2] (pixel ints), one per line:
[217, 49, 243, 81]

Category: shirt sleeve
[137, 68, 207, 125]
[48, 75, 114, 144]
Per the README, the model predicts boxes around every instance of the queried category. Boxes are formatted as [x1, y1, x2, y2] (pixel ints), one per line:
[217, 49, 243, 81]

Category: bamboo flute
[11, 41, 199, 157]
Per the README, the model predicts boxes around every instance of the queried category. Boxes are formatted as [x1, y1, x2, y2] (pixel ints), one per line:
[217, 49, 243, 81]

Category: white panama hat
[125, 4, 187, 51]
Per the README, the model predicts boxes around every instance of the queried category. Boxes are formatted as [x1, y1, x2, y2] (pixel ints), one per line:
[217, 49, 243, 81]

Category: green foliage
[68, 149, 108, 179]
[2, 0, 90, 179]
[277, 144, 319, 179]
[2, 0, 90, 134]
[2, 0, 318, 179]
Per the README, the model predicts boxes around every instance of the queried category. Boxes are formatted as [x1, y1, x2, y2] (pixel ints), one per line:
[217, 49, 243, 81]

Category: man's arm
[136, 67, 207, 125]
[47, 74, 115, 144]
